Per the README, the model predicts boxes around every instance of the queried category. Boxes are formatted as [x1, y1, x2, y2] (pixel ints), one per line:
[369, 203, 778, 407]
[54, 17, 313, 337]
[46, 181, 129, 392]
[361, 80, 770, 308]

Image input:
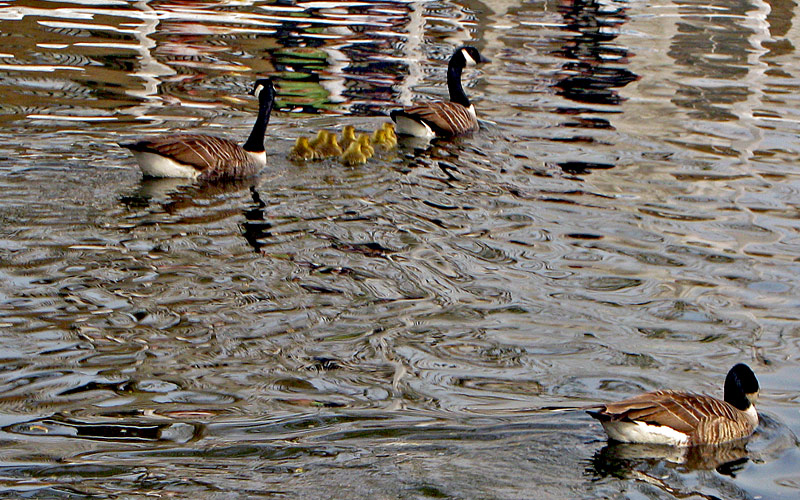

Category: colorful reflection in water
[0, 0, 799, 499]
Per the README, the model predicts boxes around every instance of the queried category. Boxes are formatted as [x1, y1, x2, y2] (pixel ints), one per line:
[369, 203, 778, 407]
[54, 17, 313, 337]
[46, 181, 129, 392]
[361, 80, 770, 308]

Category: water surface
[1, 0, 799, 498]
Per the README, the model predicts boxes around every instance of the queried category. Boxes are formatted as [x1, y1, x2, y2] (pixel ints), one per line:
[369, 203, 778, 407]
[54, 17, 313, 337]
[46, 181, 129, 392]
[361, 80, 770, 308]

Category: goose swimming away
[587, 363, 760, 446]
[390, 46, 490, 138]
[121, 78, 276, 181]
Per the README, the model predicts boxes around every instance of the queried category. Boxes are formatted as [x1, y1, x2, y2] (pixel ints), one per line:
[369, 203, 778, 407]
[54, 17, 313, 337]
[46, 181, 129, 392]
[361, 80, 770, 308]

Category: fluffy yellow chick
[357, 134, 374, 158]
[340, 125, 357, 150]
[371, 129, 394, 151]
[371, 127, 384, 144]
[381, 122, 397, 146]
[315, 132, 342, 159]
[340, 141, 368, 166]
[288, 137, 314, 162]
[309, 130, 329, 151]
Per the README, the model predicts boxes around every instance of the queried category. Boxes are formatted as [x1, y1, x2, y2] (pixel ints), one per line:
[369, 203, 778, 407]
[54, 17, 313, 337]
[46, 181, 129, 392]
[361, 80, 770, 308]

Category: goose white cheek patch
[462, 49, 477, 66]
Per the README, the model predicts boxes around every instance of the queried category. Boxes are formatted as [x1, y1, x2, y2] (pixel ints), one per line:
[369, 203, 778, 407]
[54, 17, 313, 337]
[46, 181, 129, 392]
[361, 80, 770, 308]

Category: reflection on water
[589, 440, 751, 479]
[553, 0, 636, 108]
[1, 0, 800, 498]
[586, 414, 800, 499]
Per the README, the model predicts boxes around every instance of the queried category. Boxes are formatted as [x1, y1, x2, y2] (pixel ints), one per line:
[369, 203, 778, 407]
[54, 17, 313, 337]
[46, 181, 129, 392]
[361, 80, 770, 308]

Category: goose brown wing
[126, 135, 250, 171]
[597, 391, 737, 433]
[400, 101, 478, 136]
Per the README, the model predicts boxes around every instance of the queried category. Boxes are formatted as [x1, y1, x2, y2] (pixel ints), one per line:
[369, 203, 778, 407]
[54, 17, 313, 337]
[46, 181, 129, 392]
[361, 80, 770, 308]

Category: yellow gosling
[381, 122, 397, 146]
[315, 132, 342, 159]
[357, 134, 374, 158]
[372, 129, 392, 151]
[309, 130, 328, 150]
[340, 125, 357, 149]
[371, 127, 384, 144]
[309, 130, 330, 160]
[340, 141, 368, 166]
[288, 137, 314, 162]
[372, 128, 389, 151]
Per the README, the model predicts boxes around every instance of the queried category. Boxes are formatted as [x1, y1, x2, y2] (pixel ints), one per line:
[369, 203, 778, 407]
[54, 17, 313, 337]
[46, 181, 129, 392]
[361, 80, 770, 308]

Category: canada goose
[390, 46, 490, 138]
[587, 364, 760, 446]
[340, 141, 368, 166]
[289, 137, 314, 162]
[340, 125, 357, 149]
[313, 131, 342, 159]
[357, 134, 374, 158]
[121, 78, 276, 181]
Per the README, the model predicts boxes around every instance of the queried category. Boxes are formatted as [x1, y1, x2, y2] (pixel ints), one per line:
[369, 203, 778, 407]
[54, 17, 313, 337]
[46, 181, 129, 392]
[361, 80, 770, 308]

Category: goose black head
[724, 363, 759, 411]
[456, 46, 491, 67]
[251, 78, 276, 101]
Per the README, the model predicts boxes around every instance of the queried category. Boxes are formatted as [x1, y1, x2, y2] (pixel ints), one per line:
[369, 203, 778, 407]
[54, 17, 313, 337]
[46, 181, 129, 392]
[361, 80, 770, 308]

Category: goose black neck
[447, 53, 470, 108]
[724, 370, 751, 411]
[243, 92, 274, 153]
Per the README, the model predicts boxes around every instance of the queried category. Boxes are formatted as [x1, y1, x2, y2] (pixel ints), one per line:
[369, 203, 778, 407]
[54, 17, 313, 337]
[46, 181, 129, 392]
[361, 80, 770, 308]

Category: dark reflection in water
[547, 0, 638, 174]
[588, 440, 750, 478]
[242, 185, 273, 253]
[586, 441, 756, 499]
[553, 0, 638, 108]
[559, 161, 615, 175]
[6, 414, 199, 443]
[120, 176, 281, 254]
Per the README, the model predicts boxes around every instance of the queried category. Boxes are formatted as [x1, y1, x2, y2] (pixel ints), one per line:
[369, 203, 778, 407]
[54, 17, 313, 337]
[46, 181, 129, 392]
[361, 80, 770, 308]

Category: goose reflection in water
[118, 178, 275, 254]
[119, 177, 260, 215]
[551, 0, 639, 174]
[553, 0, 638, 108]
[588, 440, 751, 480]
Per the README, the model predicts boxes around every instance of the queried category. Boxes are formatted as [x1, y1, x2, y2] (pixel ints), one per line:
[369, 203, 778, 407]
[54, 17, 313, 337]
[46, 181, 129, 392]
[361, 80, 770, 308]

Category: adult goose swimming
[587, 363, 760, 446]
[390, 46, 490, 138]
[121, 78, 276, 181]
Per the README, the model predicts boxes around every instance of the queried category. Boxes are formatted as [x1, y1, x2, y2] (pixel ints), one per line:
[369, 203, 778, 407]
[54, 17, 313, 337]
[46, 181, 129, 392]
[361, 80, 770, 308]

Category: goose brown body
[121, 78, 276, 181]
[394, 101, 478, 137]
[390, 46, 489, 138]
[588, 390, 758, 446]
[124, 135, 264, 181]
[587, 364, 760, 446]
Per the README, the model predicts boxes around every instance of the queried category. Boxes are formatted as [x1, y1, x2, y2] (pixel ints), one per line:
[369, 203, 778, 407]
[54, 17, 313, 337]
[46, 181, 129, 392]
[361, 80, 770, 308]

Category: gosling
[357, 134, 374, 158]
[340, 125, 357, 150]
[314, 132, 342, 159]
[340, 141, 368, 166]
[288, 137, 314, 162]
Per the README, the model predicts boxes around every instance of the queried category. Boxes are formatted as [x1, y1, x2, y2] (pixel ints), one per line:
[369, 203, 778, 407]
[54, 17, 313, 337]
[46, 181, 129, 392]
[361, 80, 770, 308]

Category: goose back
[391, 101, 477, 138]
[589, 390, 758, 445]
[124, 134, 266, 181]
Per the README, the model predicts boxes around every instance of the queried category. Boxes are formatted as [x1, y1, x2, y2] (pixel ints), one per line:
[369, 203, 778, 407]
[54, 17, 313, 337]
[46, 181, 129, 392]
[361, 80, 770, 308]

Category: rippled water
[1, 0, 799, 498]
